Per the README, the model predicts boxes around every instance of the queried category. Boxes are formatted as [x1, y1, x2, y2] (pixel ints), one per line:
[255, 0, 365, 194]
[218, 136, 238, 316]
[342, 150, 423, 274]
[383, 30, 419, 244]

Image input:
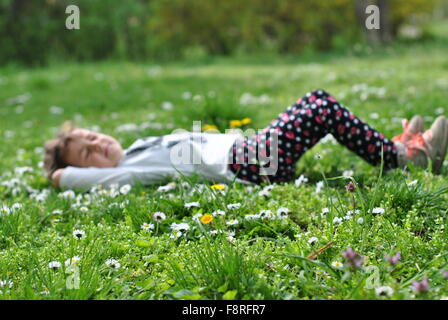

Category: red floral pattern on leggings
[229, 89, 398, 184]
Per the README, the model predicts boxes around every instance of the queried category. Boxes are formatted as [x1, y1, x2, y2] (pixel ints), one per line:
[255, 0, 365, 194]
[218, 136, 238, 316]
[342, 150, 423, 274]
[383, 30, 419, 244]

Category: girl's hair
[43, 121, 76, 179]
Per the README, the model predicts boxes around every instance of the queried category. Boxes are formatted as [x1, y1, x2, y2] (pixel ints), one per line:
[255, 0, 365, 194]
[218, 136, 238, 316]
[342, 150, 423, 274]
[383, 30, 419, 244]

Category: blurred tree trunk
[378, 0, 392, 43]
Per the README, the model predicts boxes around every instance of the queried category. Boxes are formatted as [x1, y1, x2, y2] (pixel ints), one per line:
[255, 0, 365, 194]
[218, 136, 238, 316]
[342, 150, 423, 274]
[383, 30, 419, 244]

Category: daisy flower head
[342, 170, 354, 178]
[170, 230, 183, 239]
[153, 211, 167, 222]
[0, 205, 10, 215]
[171, 222, 190, 232]
[200, 214, 214, 225]
[141, 222, 155, 231]
[212, 210, 226, 216]
[295, 174, 309, 187]
[79, 206, 88, 213]
[11, 203, 22, 211]
[315, 181, 324, 194]
[119, 184, 132, 195]
[372, 207, 385, 215]
[244, 214, 260, 220]
[157, 182, 176, 193]
[277, 207, 289, 219]
[184, 201, 200, 208]
[227, 203, 241, 210]
[333, 217, 343, 225]
[0, 280, 13, 289]
[259, 209, 275, 220]
[65, 256, 80, 267]
[226, 231, 236, 242]
[331, 261, 343, 268]
[73, 229, 86, 240]
[105, 258, 121, 270]
[226, 219, 239, 226]
[60, 190, 76, 200]
[375, 286, 394, 298]
[48, 261, 62, 270]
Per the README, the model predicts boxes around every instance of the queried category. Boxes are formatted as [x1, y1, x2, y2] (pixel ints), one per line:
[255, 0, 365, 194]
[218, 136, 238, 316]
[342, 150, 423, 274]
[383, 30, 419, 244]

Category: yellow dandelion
[241, 117, 252, 125]
[201, 214, 214, 224]
[211, 184, 225, 190]
[202, 124, 219, 132]
[229, 120, 242, 128]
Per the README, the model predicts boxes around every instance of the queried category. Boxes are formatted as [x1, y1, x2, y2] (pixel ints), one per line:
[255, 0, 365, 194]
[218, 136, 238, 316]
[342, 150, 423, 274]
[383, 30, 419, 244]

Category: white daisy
[73, 229, 86, 240]
[157, 182, 176, 193]
[331, 261, 343, 268]
[105, 258, 121, 270]
[171, 222, 190, 232]
[0, 280, 13, 289]
[48, 261, 62, 270]
[277, 207, 289, 219]
[79, 206, 88, 213]
[212, 210, 226, 216]
[59, 190, 76, 200]
[372, 207, 385, 215]
[11, 203, 22, 211]
[184, 201, 200, 208]
[342, 170, 354, 178]
[227, 203, 241, 210]
[119, 184, 132, 195]
[333, 217, 343, 225]
[315, 181, 325, 194]
[245, 214, 260, 220]
[141, 222, 155, 231]
[259, 210, 276, 220]
[170, 230, 183, 239]
[153, 211, 166, 222]
[375, 286, 394, 298]
[226, 219, 239, 226]
[0, 205, 10, 215]
[64, 256, 80, 267]
[295, 174, 309, 187]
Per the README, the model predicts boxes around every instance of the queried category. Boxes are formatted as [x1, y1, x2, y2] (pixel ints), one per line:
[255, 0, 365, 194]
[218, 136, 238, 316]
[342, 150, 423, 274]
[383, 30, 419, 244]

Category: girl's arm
[58, 166, 176, 192]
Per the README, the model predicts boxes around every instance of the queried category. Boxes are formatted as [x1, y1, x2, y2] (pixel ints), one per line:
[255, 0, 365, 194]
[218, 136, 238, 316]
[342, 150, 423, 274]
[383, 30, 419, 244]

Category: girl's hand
[51, 169, 64, 188]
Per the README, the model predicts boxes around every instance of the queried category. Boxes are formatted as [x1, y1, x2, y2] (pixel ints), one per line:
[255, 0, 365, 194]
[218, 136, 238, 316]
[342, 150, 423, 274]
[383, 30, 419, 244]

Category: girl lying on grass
[43, 89, 448, 191]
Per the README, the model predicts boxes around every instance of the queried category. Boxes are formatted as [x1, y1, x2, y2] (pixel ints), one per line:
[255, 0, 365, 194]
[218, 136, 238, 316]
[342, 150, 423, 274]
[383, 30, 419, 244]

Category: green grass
[1, 35, 448, 299]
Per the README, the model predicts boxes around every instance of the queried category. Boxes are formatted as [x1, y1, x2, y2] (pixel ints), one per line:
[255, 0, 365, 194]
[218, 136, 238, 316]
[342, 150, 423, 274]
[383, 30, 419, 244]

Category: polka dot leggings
[228, 89, 398, 184]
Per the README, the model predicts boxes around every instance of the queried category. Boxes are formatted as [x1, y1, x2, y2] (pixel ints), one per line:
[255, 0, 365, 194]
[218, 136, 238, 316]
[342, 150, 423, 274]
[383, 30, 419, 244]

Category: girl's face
[64, 128, 124, 168]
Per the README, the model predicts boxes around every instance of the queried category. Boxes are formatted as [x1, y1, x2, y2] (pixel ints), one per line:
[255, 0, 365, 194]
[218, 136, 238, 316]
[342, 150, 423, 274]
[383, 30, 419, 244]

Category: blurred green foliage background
[0, 0, 446, 66]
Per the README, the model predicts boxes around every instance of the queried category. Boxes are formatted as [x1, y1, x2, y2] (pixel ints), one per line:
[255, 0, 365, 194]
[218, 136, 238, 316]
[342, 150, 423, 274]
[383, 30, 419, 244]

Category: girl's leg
[229, 89, 398, 183]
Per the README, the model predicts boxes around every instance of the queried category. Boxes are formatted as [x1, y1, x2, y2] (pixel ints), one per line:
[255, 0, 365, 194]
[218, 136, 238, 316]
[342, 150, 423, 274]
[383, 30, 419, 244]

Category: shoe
[394, 116, 448, 174]
[392, 115, 424, 143]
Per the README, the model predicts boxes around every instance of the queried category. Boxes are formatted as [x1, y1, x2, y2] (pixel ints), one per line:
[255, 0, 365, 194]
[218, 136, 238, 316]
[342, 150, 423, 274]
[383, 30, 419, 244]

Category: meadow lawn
[1, 36, 448, 299]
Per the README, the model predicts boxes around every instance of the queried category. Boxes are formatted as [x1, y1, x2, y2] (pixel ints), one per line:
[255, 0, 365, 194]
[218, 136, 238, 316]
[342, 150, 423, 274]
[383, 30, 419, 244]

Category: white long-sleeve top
[60, 132, 242, 191]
